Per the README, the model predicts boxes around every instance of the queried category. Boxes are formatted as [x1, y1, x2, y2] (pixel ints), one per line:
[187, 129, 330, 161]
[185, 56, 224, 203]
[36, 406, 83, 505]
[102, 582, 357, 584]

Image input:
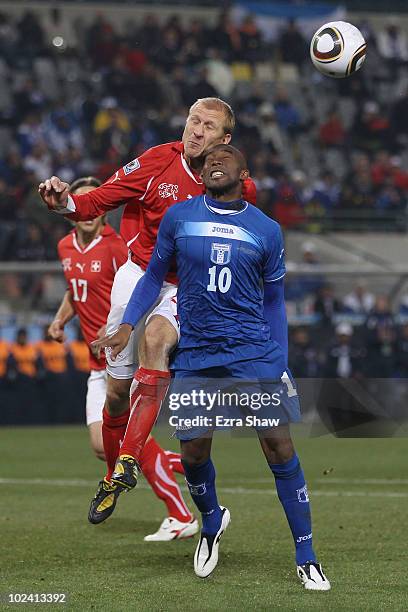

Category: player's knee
[260, 434, 295, 464]
[92, 446, 106, 461]
[180, 439, 211, 466]
[106, 376, 131, 417]
[142, 317, 177, 368]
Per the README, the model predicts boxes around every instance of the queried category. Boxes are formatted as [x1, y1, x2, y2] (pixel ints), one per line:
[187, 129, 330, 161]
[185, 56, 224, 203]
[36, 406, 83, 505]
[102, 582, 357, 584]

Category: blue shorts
[168, 349, 301, 440]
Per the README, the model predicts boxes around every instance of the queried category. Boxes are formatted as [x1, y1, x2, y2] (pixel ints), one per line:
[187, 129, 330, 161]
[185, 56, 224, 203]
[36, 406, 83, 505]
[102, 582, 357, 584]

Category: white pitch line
[1, 478, 407, 498]
[315, 478, 408, 485]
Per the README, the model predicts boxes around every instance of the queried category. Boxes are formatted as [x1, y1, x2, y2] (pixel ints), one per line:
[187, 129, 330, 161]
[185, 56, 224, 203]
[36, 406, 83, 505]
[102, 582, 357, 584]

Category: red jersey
[66, 141, 257, 284]
[57, 224, 128, 370]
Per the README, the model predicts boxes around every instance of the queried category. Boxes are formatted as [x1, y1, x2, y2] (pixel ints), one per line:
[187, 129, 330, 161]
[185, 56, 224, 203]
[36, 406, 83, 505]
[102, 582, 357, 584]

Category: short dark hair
[204, 144, 247, 170]
[70, 176, 101, 194]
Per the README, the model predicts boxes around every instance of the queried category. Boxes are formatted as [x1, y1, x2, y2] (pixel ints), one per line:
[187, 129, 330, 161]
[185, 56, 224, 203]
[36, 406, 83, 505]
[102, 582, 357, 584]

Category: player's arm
[48, 290, 76, 343]
[38, 148, 160, 221]
[263, 280, 288, 364]
[91, 210, 177, 358]
[263, 223, 288, 363]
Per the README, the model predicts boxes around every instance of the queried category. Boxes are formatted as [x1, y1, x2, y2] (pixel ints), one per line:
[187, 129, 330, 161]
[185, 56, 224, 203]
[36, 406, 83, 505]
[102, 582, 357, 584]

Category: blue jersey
[140, 194, 285, 369]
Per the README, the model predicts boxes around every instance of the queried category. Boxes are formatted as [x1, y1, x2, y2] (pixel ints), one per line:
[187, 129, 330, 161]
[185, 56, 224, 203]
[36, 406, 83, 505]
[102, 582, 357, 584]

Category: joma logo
[211, 226, 234, 234]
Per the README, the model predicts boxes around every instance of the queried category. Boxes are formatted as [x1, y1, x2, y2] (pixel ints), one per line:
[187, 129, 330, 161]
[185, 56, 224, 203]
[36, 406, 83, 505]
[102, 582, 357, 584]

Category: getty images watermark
[167, 388, 283, 429]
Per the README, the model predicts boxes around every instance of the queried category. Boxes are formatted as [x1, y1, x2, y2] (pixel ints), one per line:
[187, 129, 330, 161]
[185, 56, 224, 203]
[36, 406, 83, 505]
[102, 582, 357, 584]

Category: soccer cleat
[111, 455, 139, 491]
[144, 516, 199, 542]
[88, 478, 122, 524]
[297, 561, 331, 591]
[194, 507, 230, 578]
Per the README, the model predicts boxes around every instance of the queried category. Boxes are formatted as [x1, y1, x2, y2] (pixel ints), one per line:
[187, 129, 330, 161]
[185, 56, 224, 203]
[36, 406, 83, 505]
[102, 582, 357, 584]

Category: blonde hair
[189, 97, 235, 135]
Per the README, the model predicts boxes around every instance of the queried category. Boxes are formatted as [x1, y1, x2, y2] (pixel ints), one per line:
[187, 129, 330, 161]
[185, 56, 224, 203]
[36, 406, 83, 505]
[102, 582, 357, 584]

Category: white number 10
[207, 266, 232, 294]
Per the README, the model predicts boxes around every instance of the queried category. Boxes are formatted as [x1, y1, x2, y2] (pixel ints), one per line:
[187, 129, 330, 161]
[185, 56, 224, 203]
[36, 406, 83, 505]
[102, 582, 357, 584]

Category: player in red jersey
[39, 97, 257, 520]
[49, 176, 198, 540]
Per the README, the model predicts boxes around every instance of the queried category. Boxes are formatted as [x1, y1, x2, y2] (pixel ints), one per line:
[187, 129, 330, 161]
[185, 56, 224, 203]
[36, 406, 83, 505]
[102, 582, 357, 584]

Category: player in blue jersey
[93, 145, 331, 591]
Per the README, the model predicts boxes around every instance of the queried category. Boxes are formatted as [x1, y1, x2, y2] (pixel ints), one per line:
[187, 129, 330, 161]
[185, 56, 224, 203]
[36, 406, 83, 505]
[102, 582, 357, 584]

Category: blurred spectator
[390, 88, 408, 150]
[0, 333, 8, 378]
[353, 101, 390, 153]
[278, 19, 306, 67]
[17, 10, 45, 57]
[257, 103, 284, 154]
[36, 325, 67, 374]
[273, 87, 302, 136]
[319, 110, 346, 148]
[93, 97, 131, 159]
[314, 284, 342, 324]
[324, 323, 365, 378]
[310, 172, 340, 210]
[289, 327, 321, 378]
[69, 330, 90, 373]
[7, 327, 38, 378]
[239, 15, 264, 62]
[286, 242, 324, 303]
[86, 14, 118, 69]
[377, 18, 408, 70]
[13, 223, 48, 261]
[364, 324, 397, 378]
[398, 295, 408, 315]
[23, 143, 52, 181]
[395, 324, 408, 377]
[211, 11, 241, 61]
[273, 178, 305, 229]
[343, 281, 375, 315]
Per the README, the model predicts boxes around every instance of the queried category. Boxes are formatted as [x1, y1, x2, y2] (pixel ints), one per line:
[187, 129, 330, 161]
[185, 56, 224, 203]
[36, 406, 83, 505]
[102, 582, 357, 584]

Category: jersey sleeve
[263, 223, 286, 283]
[61, 146, 165, 221]
[263, 280, 288, 364]
[242, 177, 257, 205]
[121, 210, 176, 327]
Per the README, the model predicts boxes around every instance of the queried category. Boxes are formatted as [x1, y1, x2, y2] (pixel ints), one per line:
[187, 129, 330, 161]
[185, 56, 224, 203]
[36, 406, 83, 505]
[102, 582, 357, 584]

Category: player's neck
[206, 189, 244, 208]
[76, 228, 101, 249]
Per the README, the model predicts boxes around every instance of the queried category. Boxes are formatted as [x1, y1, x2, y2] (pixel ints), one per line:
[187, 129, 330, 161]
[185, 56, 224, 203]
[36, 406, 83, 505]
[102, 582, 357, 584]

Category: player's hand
[38, 176, 70, 211]
[91, 324, 133, 360]
[96, 324, 107, 339]
[48, 319, 66, 343]
[90, 325, 108, 357]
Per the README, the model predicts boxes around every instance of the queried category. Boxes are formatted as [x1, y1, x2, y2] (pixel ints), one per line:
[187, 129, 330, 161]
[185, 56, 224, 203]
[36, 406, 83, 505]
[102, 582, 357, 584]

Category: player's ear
[222, 133, 232, 144]
[240, 169, 249, 181]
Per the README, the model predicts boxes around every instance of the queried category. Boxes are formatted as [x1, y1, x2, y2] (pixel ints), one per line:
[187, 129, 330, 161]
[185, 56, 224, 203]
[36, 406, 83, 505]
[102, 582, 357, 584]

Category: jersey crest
[158, 182, 179, 200]
[91, 260, 102, 272]
[210, 243, 232, 265]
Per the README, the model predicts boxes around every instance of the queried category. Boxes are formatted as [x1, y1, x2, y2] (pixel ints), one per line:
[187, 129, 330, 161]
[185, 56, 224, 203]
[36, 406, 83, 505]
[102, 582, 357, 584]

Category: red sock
[102, 406, 130, 480]
[120, 367, 170, 462]
[140, 437, 192, 523]
[164, 450, 184, 475]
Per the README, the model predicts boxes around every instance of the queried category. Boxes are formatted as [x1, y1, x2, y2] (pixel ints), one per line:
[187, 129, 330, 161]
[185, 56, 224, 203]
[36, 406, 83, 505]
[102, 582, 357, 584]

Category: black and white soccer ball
[310, 21, 367, 78]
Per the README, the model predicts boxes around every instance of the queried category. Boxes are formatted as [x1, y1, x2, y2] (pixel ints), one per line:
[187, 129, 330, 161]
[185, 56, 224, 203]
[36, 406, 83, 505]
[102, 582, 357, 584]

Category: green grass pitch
[1, 426, 408, 611]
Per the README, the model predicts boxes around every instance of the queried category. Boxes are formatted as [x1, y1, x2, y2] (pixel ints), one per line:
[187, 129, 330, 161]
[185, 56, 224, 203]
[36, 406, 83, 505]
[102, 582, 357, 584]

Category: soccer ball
[310, 21, 366, 78]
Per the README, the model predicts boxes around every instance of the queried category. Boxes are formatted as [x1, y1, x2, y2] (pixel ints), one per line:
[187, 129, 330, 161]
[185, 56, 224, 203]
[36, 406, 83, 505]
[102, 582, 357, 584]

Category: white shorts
[105, 258, 179, 380]
[86, 369, 107, 425]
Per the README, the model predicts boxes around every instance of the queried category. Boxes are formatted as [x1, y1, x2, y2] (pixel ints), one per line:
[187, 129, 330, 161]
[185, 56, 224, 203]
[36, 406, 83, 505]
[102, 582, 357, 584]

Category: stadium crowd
[0, 7, 407, 266]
